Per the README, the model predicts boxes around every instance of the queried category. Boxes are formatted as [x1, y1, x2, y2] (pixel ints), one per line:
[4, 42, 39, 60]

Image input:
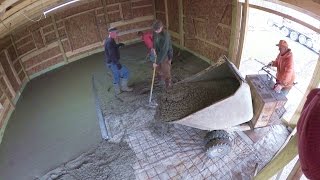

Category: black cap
[108, 27, 118, 32]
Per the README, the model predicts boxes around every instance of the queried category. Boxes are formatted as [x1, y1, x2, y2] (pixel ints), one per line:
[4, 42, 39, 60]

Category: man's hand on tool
[153, 63, 158, 68]
[151, 48, 156, 57]
[273, 83, 283, 93]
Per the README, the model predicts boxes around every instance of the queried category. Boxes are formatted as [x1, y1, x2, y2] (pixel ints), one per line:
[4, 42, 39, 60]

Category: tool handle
[149, 67, 156, 103]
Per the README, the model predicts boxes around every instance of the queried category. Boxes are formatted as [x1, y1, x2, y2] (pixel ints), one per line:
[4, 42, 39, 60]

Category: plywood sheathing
[182, 0, 232, 63]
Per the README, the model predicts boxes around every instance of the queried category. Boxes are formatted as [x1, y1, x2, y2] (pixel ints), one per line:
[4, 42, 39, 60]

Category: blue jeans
[106, 63, 129, 84]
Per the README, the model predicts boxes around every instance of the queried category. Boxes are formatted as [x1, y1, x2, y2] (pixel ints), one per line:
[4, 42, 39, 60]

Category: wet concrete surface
[43, 45, 290, 179]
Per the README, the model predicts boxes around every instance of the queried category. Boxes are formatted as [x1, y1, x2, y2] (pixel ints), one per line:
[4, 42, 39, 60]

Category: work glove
[118, 43, 125, 48]
[117, 63, 122, 70]
[273, 83, 283, 93]
[153, 63, 158, 69]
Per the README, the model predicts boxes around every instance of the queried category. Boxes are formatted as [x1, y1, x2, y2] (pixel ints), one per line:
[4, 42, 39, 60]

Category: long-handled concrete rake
[147, 56, 158, 108]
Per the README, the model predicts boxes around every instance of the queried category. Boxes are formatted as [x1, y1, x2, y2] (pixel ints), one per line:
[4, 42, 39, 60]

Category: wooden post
[51, 15, 68, 64]
[228, 0, 242, 63]
[10, 34, 30, 81]
[164, 0, 169, 28]
[3, 50, 21, 85]
[289, 55, 320, 126]
[178, 0, 184, 48]
[254, 132, 298, 179]
[235, 0, 249, 68]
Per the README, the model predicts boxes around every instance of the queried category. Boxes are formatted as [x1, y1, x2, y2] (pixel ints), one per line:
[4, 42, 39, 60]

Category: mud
[40, 139, 136, 180]
[155, 78, 240, 122]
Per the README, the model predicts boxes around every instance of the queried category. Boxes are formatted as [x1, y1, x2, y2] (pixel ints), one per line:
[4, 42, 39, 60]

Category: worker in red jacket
[138, 31, 153, 53]
[268, 40, 295, 95]
[297, 88, 320, 179]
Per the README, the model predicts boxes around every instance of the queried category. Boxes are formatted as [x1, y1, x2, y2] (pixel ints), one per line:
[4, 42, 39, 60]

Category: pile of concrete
[155, 78, 239, 122]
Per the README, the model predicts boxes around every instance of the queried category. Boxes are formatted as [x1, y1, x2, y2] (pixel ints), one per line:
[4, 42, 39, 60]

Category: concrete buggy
[155, 56, 286, 158]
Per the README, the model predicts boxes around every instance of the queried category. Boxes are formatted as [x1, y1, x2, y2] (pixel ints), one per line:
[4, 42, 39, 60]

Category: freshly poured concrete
[0, 50, 110, 179]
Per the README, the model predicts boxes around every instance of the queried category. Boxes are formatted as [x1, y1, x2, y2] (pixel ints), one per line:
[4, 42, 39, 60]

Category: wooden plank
[168, 30, 180, 39]
[10, 34, 29, 81]
[228, 0, 241, 63]
[254, 131, 298, 180]
[20, 41, 59, 62]
[235, 0, 249, 68]
[132, 5, 152, 9]
[178, 0, 184, 47]
[289, 55, 320, 126]
[51, 15, 68, 63]
[0, 0, 20, 13]
[0, 63, 16, 98]
[3, 50, 21, 85]
[0, 77, 14, 108]
[249, 4, 320, 34]
[25, 53, 62, 71]
[109, 15, 154, 27]
[164, 0, 169, 28]
[218, 23, 231, 30]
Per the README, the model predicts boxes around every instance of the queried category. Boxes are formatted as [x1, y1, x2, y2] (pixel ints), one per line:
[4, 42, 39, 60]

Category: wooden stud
[9, 34, 29, 81]
[235, 0, 249, 68]
[228, 0, 241, 63]
[63, 20, 73, 52]
[0, 62, 16, 100]
[178, 0, 184, 48]
[164, 0, 169, 28]
[51, 15, 68, 63]
[3, 50, 21, 85]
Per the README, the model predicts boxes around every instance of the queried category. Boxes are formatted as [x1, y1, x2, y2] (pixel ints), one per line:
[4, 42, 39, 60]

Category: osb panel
[12, 27, 30, 41]
[14, 61, 22, 73]
[0, 104, 11, 129]
[220, 4, 232, 26]
[209, 26, 231, 48]
[194, 19, 206, 39]
[7, 46, 17, 62]
[56, 21, 64, 28]
[0, 37, 12, 51]
[183, 17, 196, 37]
[132, 6, 153, 18]
[167, 0, 179, 33]
[156, 13, 166, 27]
[155, 0, 165, 11]
[62, 40, 71, 52]
[96, 7, 104, 15]
[132, 0, 152, 7]
[0, 52, 19, 92]
[42, 25, 54, 34]
[15, 35, 33, 49]
[17, 42, 36, 56]
[117, 32, 138, 42]
[121, 2, 133, 20]
[54, 0, 102, 20]
[44, 32, 58, 45]
[58, 29, 67, 39]
[32, 30, 45, 49]
[18, 71, 25, 82]
[65, 12, 100, 50]
[26, 55, 63, 75]
[24, 46, 61, 69]
[38, 17, 53, 28]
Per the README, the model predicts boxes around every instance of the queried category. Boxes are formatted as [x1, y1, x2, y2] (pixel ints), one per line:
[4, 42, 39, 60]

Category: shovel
[147, 55, 158, 108]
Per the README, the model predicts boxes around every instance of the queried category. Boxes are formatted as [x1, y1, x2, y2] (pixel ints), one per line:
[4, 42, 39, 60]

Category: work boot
[114, 83, 121, 95]
[120, 78, 133, 92]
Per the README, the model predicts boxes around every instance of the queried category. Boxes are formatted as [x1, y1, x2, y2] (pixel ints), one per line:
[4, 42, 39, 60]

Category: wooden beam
[235, 0, 249, 68]
[289, 55, 320, 126]
[3, 50, 21, 85]
[0, 0, 20, 13]
[110, 15, 153, 27]
[250, 4, 320, 34]
[164, 0, 169, 28]
[178, 0, 184, 47]
[51, 15, 68, 64]
[228, 0, 241, 64]
[195, 36, 229, 52]
[0, 62, 16, 99]
[254, 131, 298, 180]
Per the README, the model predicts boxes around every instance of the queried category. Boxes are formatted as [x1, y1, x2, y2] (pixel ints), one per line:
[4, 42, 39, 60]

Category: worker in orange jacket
[268, 40, 295, 95]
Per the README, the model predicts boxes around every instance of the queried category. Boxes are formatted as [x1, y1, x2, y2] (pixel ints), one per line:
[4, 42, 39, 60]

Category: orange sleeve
[281, 56, 294, 86]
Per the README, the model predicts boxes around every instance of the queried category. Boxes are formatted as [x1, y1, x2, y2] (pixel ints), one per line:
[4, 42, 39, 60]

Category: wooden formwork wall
[155, 0, 233, 64]
[0, 0, 154, 142]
